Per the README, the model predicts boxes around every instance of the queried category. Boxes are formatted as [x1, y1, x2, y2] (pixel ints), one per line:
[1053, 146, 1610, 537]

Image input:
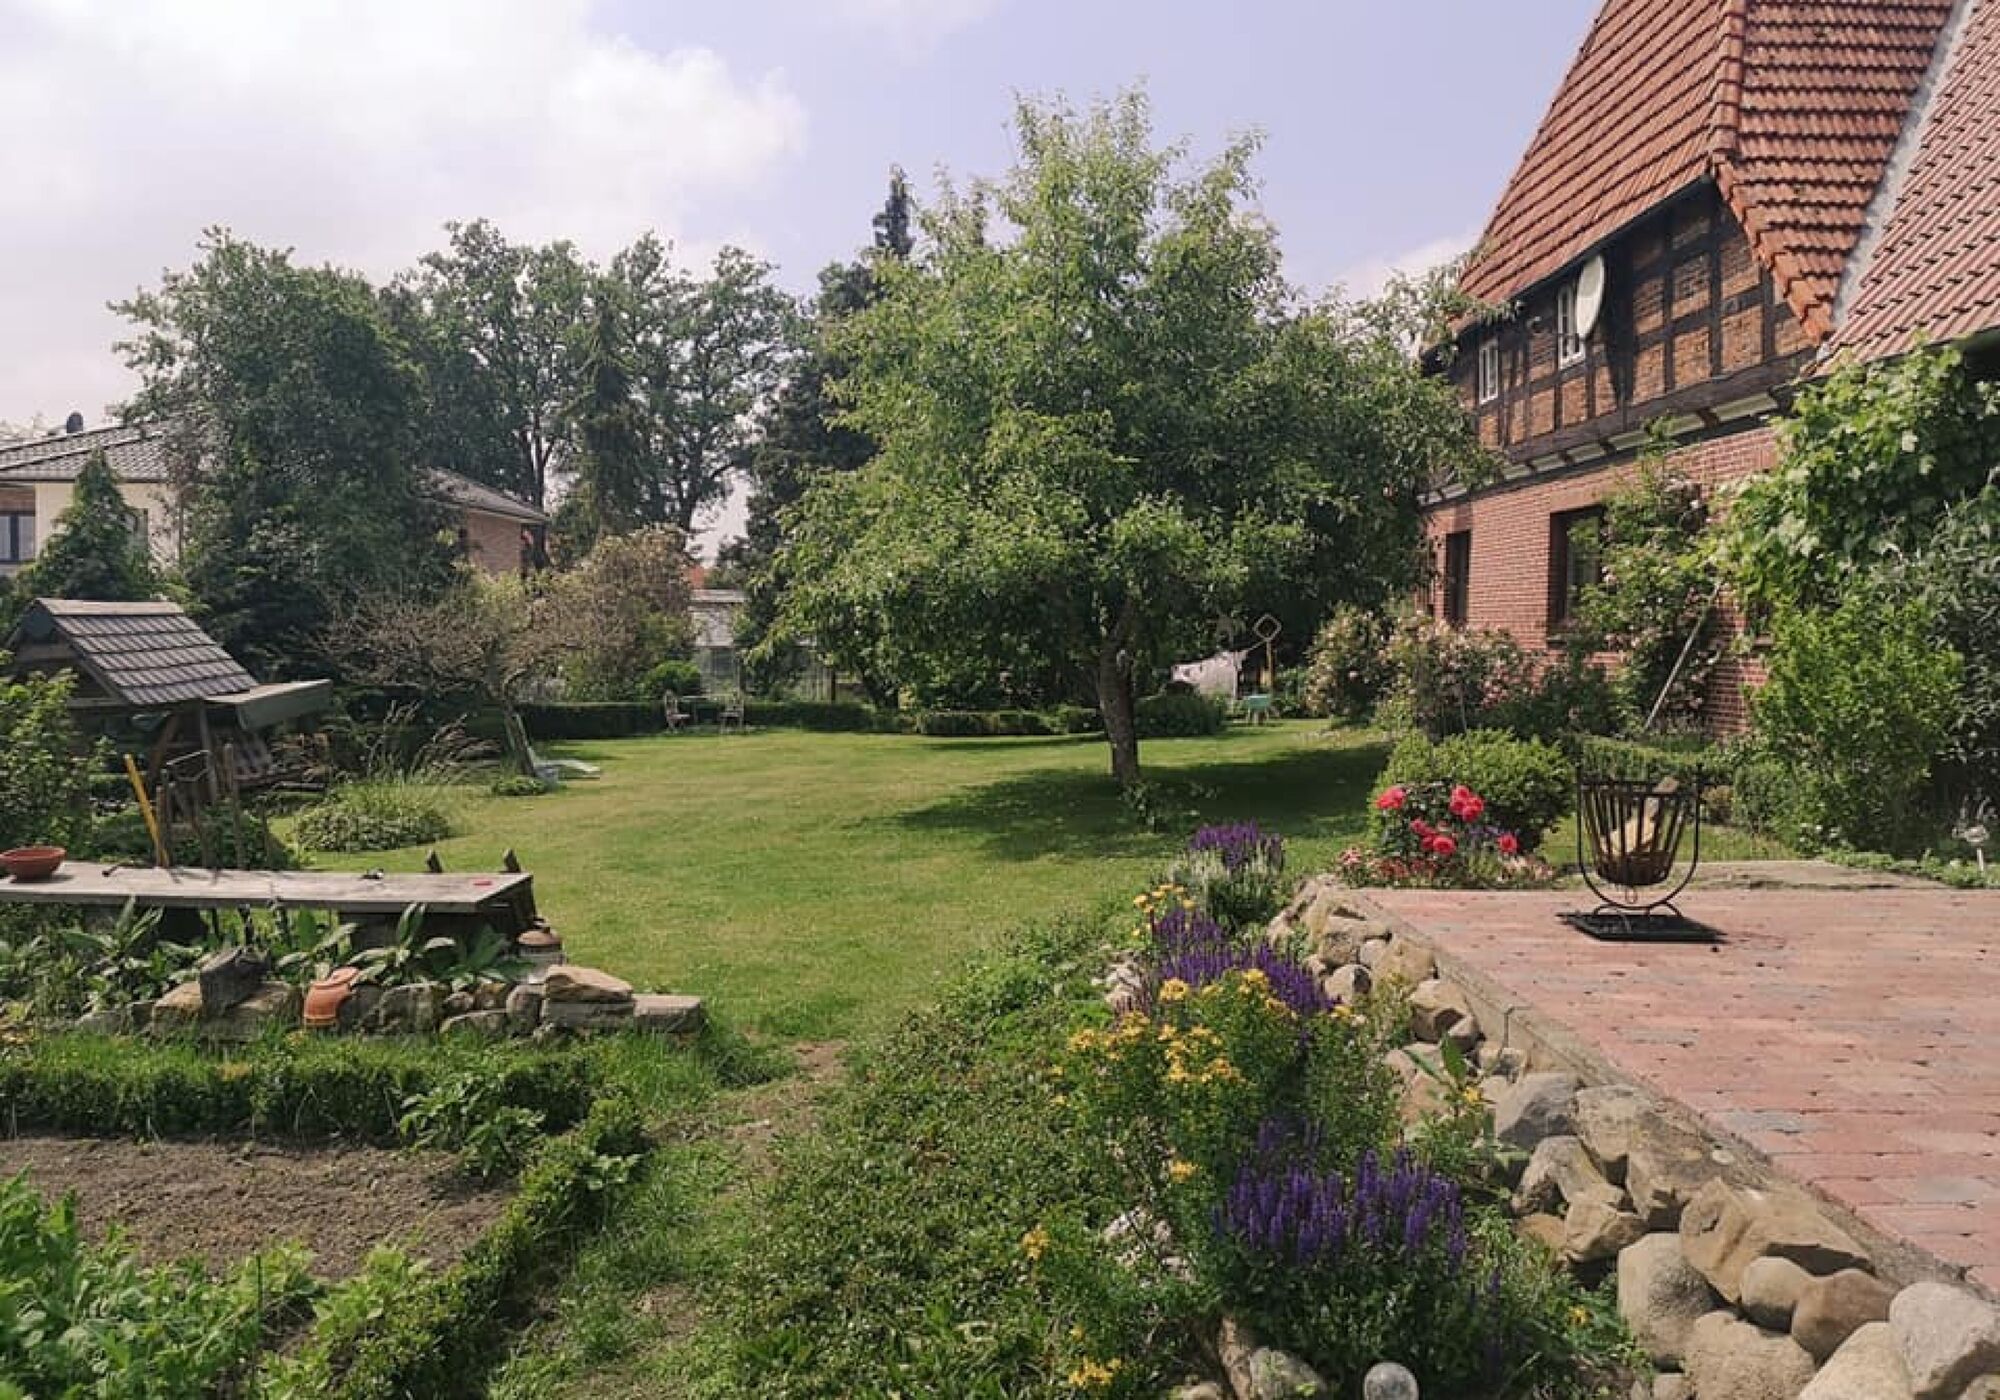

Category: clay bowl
[1, 846, 67, 882]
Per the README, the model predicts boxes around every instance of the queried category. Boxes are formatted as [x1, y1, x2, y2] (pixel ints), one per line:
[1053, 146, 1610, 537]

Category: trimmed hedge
[1379, 729, 1572, 850]
[279, 1093, 649, 1399]
[1134, 691, 1228, 738]
[518, 699, 887, 739]
[914, 709, 1057, 737]
[0, 1034, 596, 1142]
[1567, 734, 1731, 786]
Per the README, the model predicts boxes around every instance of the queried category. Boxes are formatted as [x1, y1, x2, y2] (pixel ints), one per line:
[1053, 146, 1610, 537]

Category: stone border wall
[1269, 877, 2000, 1400]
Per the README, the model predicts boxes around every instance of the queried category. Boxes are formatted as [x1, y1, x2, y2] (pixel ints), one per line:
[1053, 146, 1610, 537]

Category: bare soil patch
[0, 1133, 510, 1278]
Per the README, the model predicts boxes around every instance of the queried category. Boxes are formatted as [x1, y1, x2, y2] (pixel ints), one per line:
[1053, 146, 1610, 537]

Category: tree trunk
[1096, 641, 1141, 788]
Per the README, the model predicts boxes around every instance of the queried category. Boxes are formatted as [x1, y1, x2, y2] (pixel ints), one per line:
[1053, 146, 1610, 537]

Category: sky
[0, 0, 1599, 553]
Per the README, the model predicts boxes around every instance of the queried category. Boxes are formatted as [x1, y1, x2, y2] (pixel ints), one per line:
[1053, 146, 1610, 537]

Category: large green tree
[728, 172, 914, 696]
[15, 449, 161, 604]
[778, 93, 1475, 783]
[611, 238, 796, 533]
[388, 220, 592, 507]
[114, 231, 447, 675]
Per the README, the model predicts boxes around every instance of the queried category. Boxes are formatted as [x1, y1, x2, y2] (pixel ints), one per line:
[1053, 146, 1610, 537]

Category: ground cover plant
[691, 833, 1632, 1398]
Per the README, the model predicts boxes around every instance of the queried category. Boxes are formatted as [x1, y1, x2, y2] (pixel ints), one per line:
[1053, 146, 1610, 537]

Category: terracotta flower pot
[303, 965, 365, 1029]
[1, 846, 66, 882]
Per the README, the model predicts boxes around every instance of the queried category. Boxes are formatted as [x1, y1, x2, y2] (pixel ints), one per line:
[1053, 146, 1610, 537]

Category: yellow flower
[1047, 1062, 1065, 1078]
[1069, 1324, 1086, 1342]
[1021, 1226, 1051, 1262]
[1132, 894, 1149, 908]
[1167, 1157, 1198, 1183]
[1460, 1085, 1484, 1106]
[1067, 1029, 1098, 1054]
[1067, 1357, 1124, 1392]
[1157, 977, 1191, 1004]
[1569, 1304, 1591, 1328]
[1239, 967, 1271, 991]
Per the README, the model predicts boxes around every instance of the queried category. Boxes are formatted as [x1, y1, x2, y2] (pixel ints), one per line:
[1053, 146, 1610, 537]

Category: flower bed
[1338, 779, 1559, 889]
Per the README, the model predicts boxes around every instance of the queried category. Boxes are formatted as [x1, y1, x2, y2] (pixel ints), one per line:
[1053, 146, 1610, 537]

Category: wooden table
[0, 864, 539, 938]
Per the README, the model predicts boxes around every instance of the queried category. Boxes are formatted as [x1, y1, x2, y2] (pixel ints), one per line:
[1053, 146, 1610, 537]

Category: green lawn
[307, 720, 1792, 1044]
[309, 722, 1388, 1040]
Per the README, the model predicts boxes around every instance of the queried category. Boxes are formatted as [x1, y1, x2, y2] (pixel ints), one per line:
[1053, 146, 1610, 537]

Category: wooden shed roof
[6, 599, 256, 707]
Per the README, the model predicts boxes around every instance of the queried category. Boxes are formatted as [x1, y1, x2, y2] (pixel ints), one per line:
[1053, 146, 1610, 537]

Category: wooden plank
[0, 865, 535, 917]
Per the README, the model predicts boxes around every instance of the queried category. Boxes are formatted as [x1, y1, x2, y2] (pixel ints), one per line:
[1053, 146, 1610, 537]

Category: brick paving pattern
[1364, 887, 2000, 1293]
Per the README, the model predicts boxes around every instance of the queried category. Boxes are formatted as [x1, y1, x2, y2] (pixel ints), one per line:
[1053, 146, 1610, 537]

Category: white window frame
[1556, 282, 1587, 368]
[1476, 338, 1501, 404]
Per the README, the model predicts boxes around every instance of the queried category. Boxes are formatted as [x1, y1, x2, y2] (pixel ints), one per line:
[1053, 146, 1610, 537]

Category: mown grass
[302, 723, 1391, 1041]
[302, 720, 1791, 1044]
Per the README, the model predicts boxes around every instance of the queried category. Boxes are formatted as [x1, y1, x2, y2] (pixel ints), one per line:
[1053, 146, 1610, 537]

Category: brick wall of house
[1422, 423, 1775, 733]
[459, 508, 530, 577]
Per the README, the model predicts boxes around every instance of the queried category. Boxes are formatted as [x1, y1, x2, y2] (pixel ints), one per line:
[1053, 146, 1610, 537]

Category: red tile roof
[1831, 0, 2000, 360]
[1461, 0, 1954, 342]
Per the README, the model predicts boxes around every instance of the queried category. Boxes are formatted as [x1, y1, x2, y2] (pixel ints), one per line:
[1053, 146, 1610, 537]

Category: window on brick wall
[0, 512, 33, 565]
[1547, 506, 1605, 632]
[1555, 281, 1586, 368]
[1476, 338, 1501, 404]
[1442, 529, 1472, 628]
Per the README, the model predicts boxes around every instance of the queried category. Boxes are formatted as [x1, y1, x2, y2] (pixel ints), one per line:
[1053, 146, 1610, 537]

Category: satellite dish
[1574, 255, 1607, 338]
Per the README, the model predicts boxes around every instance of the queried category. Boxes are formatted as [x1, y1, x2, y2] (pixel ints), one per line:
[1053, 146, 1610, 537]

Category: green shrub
[1730, 755, 1794, 836]
[88, 805, 298, 870]
[914, 709, 991, 737]
[1054, 705, 1105, 734]
[744, 700, 882, 731]
[489, 774, 550, 798]
[273, 1094, 647, 1398]
[0, 1033, 596, 1141]
[640, 658, 704, 700]
[1380, 619, 1536, 739]
[1301, 604, 1392, 720]
[1134, 691, 1227, 738]
[1568, 734, 1730, 787]
[0, 663, 94, 853]
[1752, 590, 1961, 851]
[1486, 647, 1621, 741]
[293, 782, 454, 853]
[0, 1176, 315, 1399]
[1898, 487, 2000, 793]
[1379, 729, 1571, 850]
[518, 702, 663, 740]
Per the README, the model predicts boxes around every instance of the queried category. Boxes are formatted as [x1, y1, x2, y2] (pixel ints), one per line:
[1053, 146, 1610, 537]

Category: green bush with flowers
[1027, 859, 1629, 1396]
[1339, 776, 1560, 889]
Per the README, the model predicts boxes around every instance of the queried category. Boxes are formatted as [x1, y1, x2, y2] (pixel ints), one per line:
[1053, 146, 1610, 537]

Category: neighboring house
[690, 587, 747, 694]
[0, 418, 547, 581]
[0, 422, 181, 577]
[425, 466, 550, 576]
[1425, 0, 1981, 732]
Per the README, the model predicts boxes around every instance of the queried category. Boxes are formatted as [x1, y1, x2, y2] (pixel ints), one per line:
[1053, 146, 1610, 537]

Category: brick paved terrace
[1359, 879, 2000, 1295]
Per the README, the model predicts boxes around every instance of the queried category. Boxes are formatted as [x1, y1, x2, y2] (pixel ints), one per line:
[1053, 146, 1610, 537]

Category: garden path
[1363, 881, 2000, 1295]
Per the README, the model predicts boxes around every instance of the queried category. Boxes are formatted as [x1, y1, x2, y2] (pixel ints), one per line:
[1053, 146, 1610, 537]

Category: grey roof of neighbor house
[424, 467, 549, 524]
[7, 599, 256, 707]
[0, 419, 548, 525]
[0, 422, 176, 483]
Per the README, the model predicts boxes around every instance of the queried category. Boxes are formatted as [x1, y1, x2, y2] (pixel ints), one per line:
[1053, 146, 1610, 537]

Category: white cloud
[0, 0, 808, 422]
[1331, 228, 1478, 302]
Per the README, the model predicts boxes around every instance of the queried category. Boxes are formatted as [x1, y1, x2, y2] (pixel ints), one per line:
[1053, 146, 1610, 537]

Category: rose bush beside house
[1342, 779, 1556, 889]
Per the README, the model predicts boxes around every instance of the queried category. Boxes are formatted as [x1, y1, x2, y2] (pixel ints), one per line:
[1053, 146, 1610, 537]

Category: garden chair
[718, 694, 747, 733]
[661, 691, 689, 733]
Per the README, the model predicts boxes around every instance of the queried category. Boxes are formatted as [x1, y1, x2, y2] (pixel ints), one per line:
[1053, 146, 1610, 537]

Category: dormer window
[1476, 338, 1501, 404]
[1555, 281, 1587, 367]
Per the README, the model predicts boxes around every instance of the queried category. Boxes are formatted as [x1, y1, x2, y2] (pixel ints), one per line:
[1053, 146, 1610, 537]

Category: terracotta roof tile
[1462, 0, 1953, 342]
[1831, 0, 2000, 360]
